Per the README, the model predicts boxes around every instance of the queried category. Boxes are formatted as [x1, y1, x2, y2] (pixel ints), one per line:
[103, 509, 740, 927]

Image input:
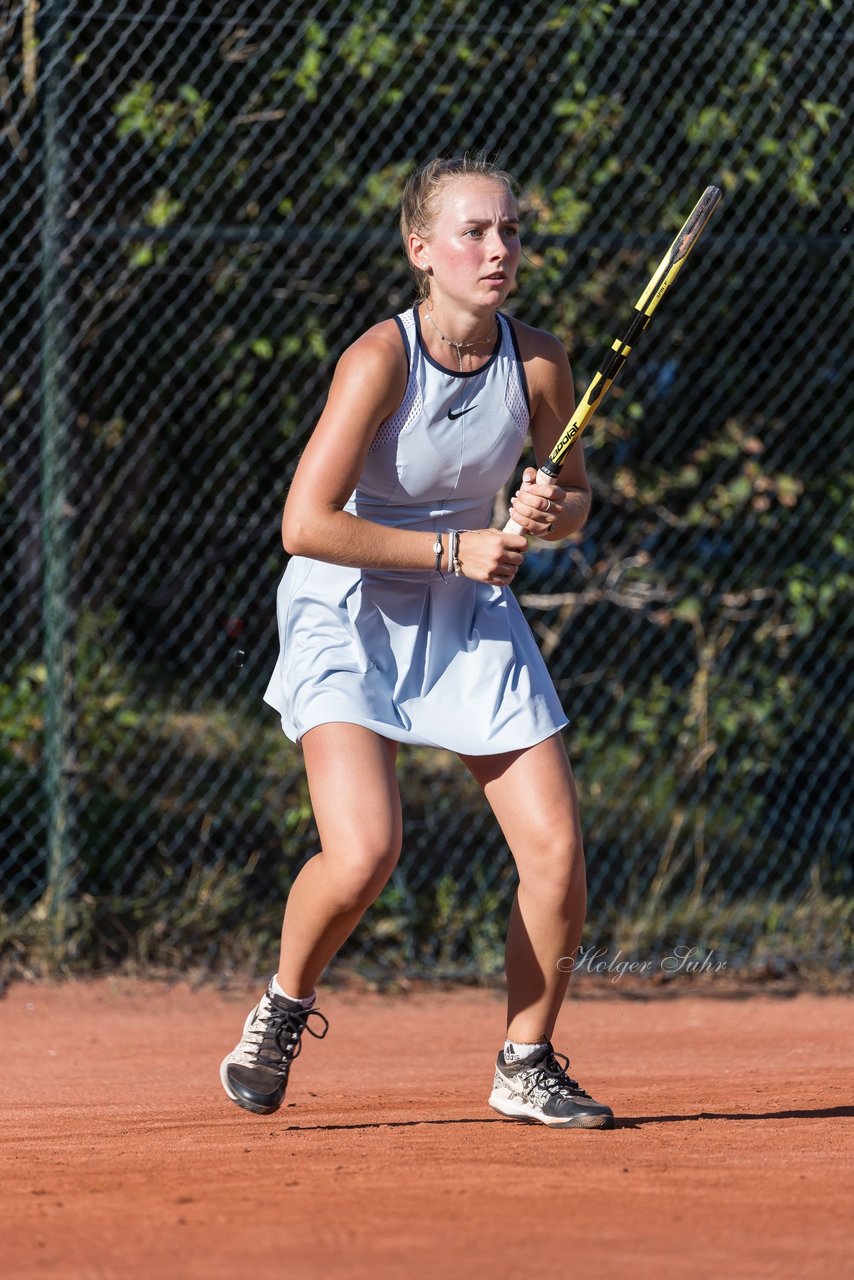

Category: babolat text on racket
[504, 184, 723, 533]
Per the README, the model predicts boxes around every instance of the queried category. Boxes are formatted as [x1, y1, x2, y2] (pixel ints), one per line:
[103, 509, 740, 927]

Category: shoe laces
[525, 1042, 591, 1100]
[255, 1001, 329, 1076]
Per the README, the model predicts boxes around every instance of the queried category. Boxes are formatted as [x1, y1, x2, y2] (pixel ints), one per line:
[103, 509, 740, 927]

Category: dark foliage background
[1, 0, 851, 978]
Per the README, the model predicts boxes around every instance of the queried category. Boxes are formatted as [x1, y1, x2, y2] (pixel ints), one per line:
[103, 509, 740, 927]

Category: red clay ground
[1, 979, 851, 1279]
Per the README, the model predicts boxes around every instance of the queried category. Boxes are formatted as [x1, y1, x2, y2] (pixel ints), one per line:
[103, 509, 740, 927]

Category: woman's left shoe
[488, 1042, 614, 1128]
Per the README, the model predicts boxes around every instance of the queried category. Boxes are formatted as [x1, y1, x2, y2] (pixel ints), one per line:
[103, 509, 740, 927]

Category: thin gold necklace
[424, 307, 498, 373]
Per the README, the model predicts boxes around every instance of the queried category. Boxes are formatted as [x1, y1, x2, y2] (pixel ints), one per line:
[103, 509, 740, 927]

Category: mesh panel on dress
[504, 352, 530, 439]
[369, 364, 423, 451]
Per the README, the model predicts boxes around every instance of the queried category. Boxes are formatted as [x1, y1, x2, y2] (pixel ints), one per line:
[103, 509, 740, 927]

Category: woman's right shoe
[220, 985, 328, 1115]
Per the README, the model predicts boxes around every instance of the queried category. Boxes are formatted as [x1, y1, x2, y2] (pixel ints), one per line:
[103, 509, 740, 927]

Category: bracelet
[432, 533, 444, 574]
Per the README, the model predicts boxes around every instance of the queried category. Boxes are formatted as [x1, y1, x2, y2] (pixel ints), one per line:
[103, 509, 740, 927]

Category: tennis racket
[504, 184, 722, 534]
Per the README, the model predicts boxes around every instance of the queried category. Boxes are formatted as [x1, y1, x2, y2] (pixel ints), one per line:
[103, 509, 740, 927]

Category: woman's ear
[408, 231, 429, 274]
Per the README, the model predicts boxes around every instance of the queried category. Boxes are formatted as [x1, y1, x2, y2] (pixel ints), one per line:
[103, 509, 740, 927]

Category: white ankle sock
[271, 975, 316, 1008]
[504, 1039, 547, 1063]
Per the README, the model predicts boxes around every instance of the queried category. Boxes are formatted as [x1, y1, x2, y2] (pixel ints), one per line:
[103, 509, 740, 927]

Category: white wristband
[448, 529, 467, 576]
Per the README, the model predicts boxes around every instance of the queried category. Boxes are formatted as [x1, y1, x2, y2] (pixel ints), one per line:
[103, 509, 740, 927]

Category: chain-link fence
[2, 0, 851, 980]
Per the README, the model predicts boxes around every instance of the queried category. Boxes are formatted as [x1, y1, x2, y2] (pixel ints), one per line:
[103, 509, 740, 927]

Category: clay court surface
[1, 979, 851, 1279]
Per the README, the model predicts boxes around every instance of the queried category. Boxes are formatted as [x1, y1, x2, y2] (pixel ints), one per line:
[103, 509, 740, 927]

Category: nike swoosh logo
[448, 405, 477, 419]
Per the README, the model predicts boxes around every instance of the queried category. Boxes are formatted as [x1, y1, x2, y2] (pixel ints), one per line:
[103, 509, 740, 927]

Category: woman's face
[412, 176, 521, 310]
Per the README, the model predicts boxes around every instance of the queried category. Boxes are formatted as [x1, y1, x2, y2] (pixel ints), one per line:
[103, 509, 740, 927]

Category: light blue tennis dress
[263, 307, 568, 754]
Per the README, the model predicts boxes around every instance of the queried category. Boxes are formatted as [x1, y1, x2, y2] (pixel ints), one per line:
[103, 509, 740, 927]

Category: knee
[321, 840, 401, 913]
[517, 831, 586, 905]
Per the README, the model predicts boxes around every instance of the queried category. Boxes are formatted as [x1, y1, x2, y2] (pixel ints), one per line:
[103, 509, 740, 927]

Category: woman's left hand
[508, 467, 567, 538]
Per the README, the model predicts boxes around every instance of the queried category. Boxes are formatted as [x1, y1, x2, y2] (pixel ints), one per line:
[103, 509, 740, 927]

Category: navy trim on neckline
[392, 312, 411, 378]
[413, 306, 504, 379]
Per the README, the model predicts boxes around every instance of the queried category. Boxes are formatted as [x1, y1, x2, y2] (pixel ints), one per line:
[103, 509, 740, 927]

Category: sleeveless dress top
[263, 307, 568, 753]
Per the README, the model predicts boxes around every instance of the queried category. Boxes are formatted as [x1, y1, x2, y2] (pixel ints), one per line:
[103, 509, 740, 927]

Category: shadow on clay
[282, 1104, 853, 1132]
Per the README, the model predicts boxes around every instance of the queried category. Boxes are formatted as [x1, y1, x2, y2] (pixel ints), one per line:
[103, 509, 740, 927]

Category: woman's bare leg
[462, 733, 586, 1043]
[276, 723, 402, 998]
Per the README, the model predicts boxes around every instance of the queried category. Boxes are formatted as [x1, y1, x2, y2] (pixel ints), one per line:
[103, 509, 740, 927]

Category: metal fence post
[38, 0, 73, 963]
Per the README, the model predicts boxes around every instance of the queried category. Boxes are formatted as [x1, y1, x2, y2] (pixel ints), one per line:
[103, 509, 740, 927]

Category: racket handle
[502, 466, 560, 535]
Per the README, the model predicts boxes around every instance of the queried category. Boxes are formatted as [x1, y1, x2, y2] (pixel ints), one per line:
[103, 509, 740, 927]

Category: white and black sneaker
[488, 1041, 614, 1129]
[220, 985, 328, 1115]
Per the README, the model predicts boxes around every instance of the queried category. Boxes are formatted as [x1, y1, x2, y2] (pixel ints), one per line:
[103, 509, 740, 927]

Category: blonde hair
[400, 154, 519, 300]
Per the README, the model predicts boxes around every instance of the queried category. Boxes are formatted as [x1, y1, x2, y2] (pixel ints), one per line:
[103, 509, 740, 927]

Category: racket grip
[502, 467, 558, 534]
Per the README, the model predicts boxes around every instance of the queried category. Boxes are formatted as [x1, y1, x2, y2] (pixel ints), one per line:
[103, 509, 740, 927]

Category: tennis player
[221, 155, 613, 1129]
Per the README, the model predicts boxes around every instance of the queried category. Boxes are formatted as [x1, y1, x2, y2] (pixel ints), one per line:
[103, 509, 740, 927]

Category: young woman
[221, 155, 613, 1129]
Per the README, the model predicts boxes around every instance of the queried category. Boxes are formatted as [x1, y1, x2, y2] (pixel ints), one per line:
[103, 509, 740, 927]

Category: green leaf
[673, 598, 701, 622]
